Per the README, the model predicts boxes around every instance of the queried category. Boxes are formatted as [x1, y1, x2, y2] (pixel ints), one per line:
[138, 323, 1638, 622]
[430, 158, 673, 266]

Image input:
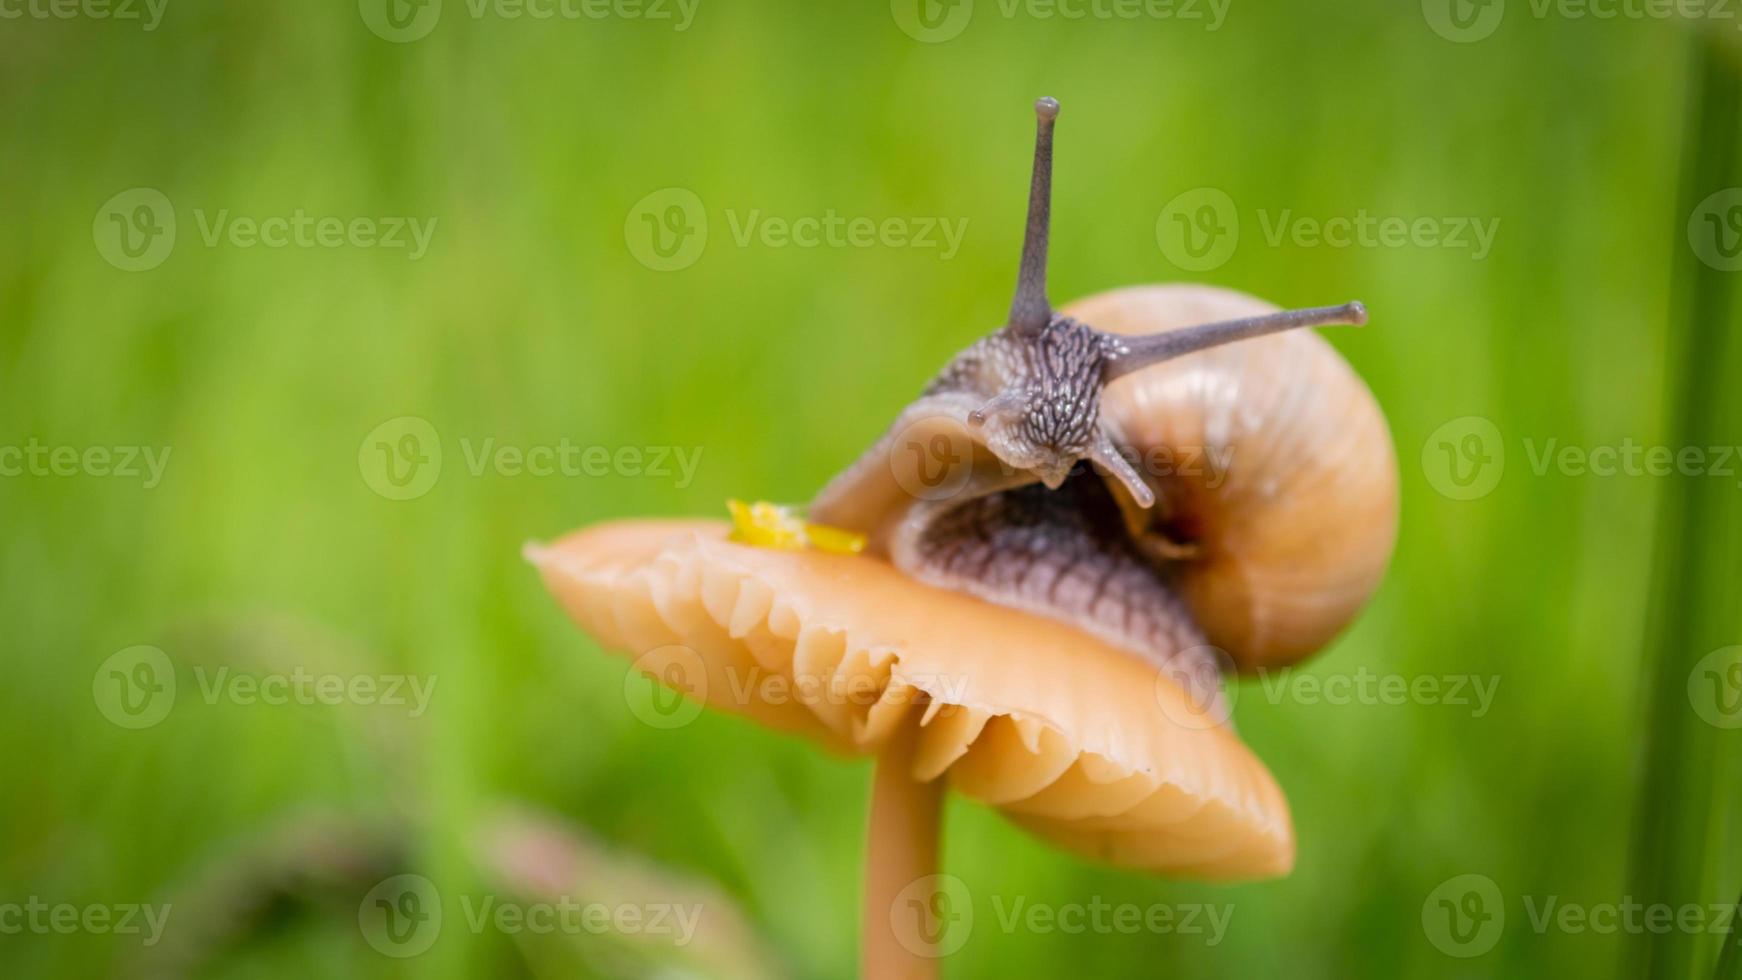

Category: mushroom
[527, 97, 1395, 976]
[527, 521, 1293, 976]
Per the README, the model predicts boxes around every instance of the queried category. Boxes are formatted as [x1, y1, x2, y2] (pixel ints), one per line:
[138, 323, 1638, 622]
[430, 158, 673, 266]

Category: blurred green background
[3, 0, 1741, 976]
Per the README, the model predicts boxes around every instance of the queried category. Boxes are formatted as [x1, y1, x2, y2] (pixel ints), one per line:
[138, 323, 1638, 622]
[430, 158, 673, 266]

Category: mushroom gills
[899, 467, 1227, 716]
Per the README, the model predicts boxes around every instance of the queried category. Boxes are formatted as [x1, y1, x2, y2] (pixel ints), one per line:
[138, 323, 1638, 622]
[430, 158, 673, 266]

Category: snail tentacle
[1009, 97, 1060, 336]
[1101, 302, 1369, 382]
[1084, 428, 1156, 509]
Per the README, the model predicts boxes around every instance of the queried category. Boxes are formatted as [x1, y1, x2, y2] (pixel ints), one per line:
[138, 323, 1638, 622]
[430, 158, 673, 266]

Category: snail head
[969, 97, 1369, 510]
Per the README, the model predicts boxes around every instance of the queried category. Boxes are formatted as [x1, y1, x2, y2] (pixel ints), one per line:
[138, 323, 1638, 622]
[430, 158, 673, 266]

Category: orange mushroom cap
[526, 519, 1294, 879]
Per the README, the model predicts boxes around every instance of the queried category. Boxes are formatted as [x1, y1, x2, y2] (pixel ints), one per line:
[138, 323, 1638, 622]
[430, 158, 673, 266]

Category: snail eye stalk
[967, 390, 1026, 428]
[1101, 302, 1368, 382]
[1009, 97, 1060, 336]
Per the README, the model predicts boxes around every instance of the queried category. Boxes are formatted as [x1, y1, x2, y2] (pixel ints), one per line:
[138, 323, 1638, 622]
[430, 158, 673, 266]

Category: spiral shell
[1065, 283, 1398, 671]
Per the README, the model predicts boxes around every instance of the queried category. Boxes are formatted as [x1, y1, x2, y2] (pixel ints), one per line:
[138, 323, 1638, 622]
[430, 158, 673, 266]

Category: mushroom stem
[862, 717, 946, 980]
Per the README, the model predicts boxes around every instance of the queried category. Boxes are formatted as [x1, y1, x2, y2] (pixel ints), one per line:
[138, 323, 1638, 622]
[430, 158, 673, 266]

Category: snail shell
[809, 283, 1396, 676]
[1064, 283, 1397, 671]
[809, 100, 1397, 679]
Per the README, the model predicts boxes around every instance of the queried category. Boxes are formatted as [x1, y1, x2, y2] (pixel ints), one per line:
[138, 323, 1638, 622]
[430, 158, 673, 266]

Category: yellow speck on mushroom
[727, 499, 866, 555]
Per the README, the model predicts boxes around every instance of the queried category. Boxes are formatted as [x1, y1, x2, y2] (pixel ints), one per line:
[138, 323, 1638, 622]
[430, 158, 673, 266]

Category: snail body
[810, 99, 1397, 688]
[528, 102, 1379, 933]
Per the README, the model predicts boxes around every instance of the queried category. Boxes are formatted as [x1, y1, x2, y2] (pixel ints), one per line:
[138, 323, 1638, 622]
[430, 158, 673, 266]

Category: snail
[527, 98, 1400, 972]
[810, 97, 1398, 702]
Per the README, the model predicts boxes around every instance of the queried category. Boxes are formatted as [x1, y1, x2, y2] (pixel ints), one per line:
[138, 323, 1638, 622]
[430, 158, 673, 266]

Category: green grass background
[2, 1, 1739, 976]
